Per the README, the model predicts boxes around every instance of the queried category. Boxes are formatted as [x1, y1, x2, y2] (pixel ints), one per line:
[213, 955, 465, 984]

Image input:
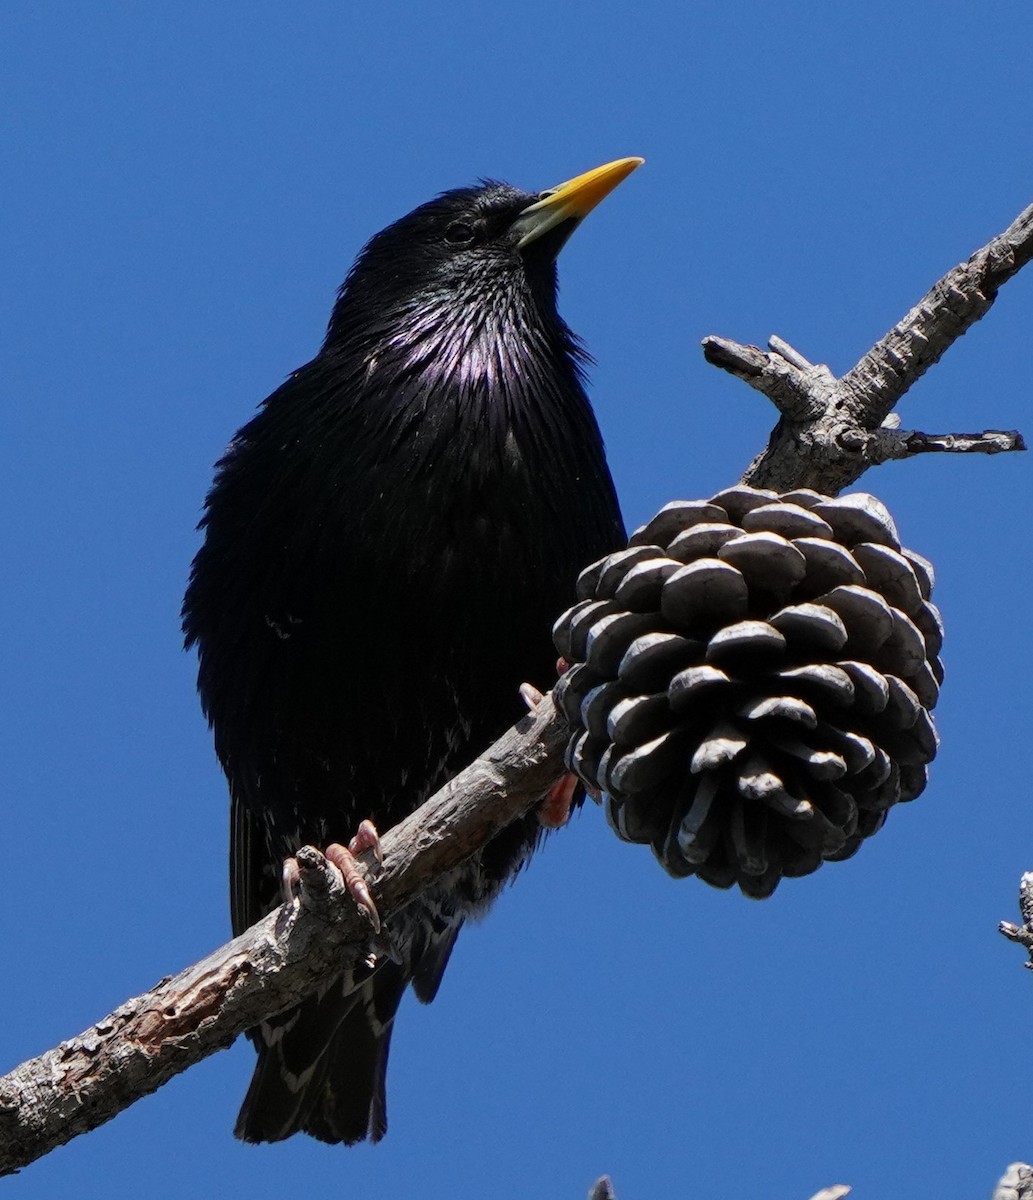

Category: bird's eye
[444, 220, 475, 245]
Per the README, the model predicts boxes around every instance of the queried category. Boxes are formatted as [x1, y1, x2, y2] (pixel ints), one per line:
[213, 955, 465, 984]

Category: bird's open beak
[511, 157, 644, 251]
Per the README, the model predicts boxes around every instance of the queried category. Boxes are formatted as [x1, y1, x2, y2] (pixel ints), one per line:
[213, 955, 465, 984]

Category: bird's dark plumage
[183, 161, 638, 1145]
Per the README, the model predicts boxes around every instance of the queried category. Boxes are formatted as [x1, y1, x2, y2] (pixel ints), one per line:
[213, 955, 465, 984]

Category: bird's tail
[235, 963, 409, 1145]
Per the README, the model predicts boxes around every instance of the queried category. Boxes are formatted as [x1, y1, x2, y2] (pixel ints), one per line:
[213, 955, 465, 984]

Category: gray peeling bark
[1, 201, 1031, 1180]
[0, 701, 566, 1176]
[703, 202, 1032, 495]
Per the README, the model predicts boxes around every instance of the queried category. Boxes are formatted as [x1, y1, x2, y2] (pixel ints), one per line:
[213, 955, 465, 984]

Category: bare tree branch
[867, 427, 1026, 463]
[993, 1163, 1033, 1200]
[2, 202, 1031, 1178]
[999, 873, 1033, 967]
[0, 701, 567, 1177]
[704, 200, 1033, 494]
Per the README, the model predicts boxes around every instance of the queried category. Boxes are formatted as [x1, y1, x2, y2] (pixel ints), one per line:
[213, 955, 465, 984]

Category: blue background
[3, 3, 1032, 1197]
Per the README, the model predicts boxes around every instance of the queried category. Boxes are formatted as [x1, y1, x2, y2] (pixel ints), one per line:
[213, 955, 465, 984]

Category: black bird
[183, 157, 641, 1145]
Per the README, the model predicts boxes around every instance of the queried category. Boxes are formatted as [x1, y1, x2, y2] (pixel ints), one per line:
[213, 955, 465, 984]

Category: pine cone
[553, 486, 943, 898]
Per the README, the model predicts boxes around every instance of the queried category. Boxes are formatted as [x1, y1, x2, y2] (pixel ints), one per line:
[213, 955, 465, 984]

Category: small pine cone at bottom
[553, 486, 943, 899]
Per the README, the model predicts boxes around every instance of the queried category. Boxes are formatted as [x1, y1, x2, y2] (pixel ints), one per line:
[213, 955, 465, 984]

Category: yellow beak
[511, 156, 644, 250]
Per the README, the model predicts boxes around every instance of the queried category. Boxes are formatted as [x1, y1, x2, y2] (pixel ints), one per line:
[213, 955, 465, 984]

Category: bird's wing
[230, 790, 279, 937]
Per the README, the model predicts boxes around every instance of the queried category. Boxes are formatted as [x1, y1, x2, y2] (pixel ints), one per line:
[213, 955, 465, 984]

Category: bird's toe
[281, 855, 302, 903]
[348, 817, 383, 864]
[325, 841, 382, 933]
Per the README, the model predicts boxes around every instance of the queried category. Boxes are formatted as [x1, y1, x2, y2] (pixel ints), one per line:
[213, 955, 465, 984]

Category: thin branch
[0, 700, 568, 1177]
[840, 202, 1033, 420]
[702, 335, 831, 422]
[999, 873, 1033, 967]
[855, 426, 1026, 468]
[704, 202, 1033, 494]
[767, 334, 814, 371]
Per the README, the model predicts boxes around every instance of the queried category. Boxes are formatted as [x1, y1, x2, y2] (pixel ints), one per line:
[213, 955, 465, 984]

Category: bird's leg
[537, 772, 579, 828]
[280, 820, 384, 933]
[325, 820, 383, 933]
[519, 660, 579, 829]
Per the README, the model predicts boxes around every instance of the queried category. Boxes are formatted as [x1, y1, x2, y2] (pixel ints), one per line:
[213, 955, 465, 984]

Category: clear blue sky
[3, 2, 1032, 1197]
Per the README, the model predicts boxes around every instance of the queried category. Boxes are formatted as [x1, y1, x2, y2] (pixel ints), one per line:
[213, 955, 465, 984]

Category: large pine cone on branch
[553, 486, 943, 898]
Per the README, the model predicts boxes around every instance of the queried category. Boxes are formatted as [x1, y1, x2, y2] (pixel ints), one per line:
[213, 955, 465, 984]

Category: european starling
[183, 157, 641, 1145]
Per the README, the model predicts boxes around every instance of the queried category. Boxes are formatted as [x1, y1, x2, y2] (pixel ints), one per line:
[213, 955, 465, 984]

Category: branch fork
[703, 202, 1032, 495]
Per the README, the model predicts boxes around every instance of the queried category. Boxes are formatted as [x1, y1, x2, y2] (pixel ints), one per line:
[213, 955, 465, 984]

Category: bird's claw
[282, 855, 302, 900]
[522, 660, 571, 716]
[325, 831, 382, 933]
[348, 818, 384, 865]
[280, 820, 384, 932]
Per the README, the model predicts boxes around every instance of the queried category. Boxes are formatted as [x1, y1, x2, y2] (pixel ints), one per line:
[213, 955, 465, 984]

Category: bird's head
[325, 158, 643, 354]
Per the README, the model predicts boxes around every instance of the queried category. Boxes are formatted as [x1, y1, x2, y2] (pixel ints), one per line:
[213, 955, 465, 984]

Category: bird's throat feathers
[321, 276, 592, 478]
